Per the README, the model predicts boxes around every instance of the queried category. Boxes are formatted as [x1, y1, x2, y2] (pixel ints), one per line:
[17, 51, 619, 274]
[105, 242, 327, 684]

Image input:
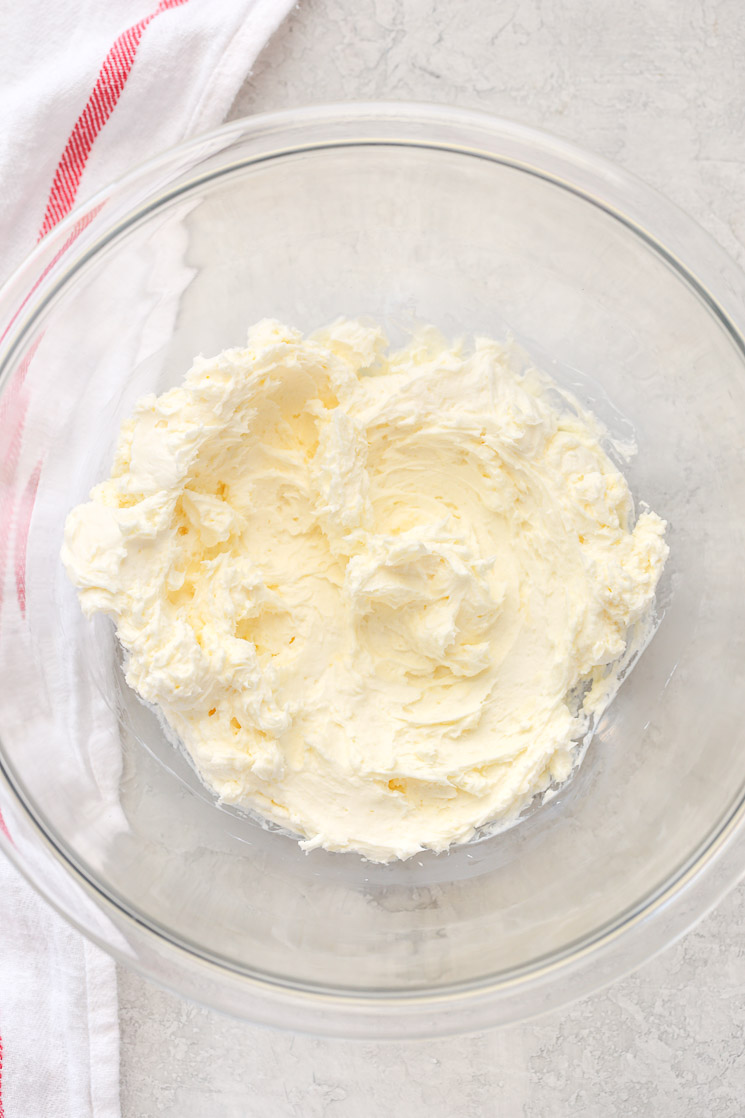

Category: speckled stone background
[119, 2, 745, 1113]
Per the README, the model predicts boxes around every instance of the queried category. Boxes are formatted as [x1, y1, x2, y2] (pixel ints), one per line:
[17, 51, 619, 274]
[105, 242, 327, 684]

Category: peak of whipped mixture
[62, 318, 668, 861]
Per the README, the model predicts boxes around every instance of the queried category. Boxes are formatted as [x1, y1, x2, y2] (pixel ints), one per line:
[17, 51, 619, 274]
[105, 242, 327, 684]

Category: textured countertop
[119, 2, 745, 1113]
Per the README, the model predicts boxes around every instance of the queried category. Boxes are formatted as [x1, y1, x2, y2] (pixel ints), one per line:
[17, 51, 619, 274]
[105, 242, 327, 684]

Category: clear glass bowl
[1, 103, 744, 1038]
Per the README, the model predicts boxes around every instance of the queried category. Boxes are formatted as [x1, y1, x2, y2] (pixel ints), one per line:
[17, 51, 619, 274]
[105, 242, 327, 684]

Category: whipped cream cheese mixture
[62, 319, 668, 861]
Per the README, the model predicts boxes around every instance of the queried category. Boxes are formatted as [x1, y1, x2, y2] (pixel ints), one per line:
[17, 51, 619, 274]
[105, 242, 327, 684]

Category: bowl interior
[2, 132, 745, 996]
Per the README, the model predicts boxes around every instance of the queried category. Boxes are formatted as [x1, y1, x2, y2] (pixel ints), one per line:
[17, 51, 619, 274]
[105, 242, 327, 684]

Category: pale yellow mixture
[62, 319, 668, 861]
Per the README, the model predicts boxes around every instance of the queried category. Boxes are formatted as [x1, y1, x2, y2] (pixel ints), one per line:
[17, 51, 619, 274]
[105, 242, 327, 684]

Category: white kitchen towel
[0, 2, 294, 1115]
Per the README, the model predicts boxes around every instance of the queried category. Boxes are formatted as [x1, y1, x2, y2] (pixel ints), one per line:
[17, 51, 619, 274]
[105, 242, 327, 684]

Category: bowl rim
[1, 100, 745, 1036]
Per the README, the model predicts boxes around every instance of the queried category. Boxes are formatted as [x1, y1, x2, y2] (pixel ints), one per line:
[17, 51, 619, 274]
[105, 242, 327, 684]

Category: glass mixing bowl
[1, 103, 744, 1039]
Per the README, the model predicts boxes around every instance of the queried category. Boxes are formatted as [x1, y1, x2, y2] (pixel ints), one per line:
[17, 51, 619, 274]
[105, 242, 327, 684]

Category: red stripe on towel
[38, 0, 190, 238]
[14, 461, 42, 619]
[0, 1031, 5, 1118]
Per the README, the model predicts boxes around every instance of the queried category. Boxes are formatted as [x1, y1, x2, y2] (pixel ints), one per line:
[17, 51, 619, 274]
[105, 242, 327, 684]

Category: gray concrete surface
[120, 1, 745, 1113]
